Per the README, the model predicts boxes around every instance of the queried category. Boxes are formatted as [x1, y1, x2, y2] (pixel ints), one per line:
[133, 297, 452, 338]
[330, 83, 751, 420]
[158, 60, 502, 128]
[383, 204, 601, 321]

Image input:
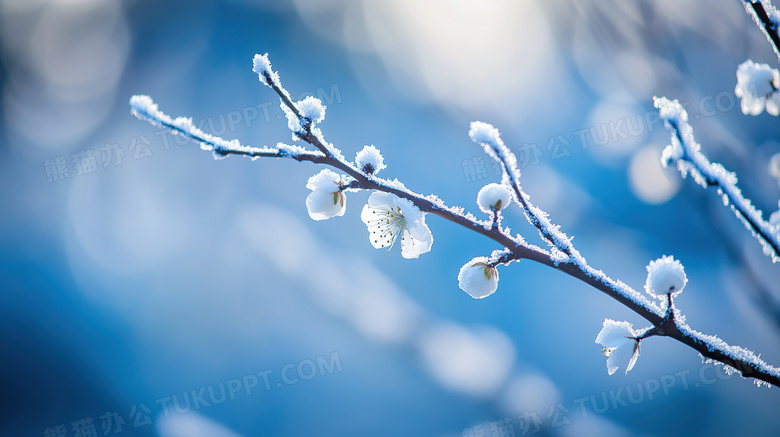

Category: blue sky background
[2, 1, 780, 436]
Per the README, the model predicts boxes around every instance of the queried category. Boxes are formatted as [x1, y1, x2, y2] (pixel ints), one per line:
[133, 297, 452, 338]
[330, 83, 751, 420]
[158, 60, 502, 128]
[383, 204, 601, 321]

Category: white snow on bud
[468, 121, 501, 145]
[595, 319, 640, 375]
[252, 53, 278, 86]
[457, 257, 499, 299]
[361, 192, 432, 259]
[297, 96, 326, 124]
[655, 96, 687, 122]
[735, 60, 780, 116]
[305, 169, 346, 221]
[477, 183, 511, 214]
[355, 145, 386, 175]
[645, 255, 687, 299]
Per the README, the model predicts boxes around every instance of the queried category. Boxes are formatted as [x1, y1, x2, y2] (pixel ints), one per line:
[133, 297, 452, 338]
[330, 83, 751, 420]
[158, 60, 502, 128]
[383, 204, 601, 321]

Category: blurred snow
[500, 373, 561, 416]
[1, 0, 128, 148]
[291, 0, 569, 123]
[417, 323, 514, 397]
[628, 144, 681, 204]
[240, 204, 424, 344]
[156, 412, 244, 437]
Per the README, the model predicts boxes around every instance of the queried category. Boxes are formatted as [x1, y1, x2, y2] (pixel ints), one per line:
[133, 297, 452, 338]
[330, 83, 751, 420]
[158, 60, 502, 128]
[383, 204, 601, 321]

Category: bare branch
[129, 57, 780, 389]
[743, 0, 780, 62]
[655, 97, 780, 262]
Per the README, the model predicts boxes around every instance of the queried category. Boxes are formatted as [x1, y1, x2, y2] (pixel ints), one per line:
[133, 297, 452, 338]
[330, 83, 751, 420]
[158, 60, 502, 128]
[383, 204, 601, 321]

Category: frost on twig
[742, 0, 780, 62]
[129, 95, 322, 163]
[467, 122, 583, 265]
[654, 96, 780, 262]
[129, 52, 780, 388]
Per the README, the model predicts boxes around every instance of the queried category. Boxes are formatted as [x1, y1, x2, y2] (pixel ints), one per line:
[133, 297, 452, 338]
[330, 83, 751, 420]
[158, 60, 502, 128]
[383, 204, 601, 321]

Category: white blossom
[457, 257, 499, 299]
[305, 169, 346, 221]
[477, 183, 512, 214]
[360, 192, 433, 259]
[735, 60, 780, 116]
[355, 145, 386, 175]
[645, 255, 687, 299]
[595, 319, 640, 375]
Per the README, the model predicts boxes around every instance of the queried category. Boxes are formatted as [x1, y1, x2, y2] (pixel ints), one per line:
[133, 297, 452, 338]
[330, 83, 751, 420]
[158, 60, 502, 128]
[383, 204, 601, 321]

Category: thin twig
[130, 59, 780, 388]
[662, 114, 780, 260]
[743, 0, 780, 62]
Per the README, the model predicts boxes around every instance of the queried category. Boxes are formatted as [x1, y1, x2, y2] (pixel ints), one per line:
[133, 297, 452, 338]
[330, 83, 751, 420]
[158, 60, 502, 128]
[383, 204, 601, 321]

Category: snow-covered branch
[130, 53, 780, 389]
[743, 0, 780, 62]
[654, 97, 780, 262]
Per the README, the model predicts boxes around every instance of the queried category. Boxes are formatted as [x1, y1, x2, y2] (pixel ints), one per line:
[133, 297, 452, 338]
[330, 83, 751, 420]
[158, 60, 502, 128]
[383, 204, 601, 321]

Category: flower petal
[306, 189, 345, 221]
[605, 340, 639, 375]
[366, 191, 397, 211]
[400, 226, 432, 259]
[393, 196, 423, 223]
[626, 341, 640, 373]
[595, 319, 635, 348]
[361, 204, 396, 249]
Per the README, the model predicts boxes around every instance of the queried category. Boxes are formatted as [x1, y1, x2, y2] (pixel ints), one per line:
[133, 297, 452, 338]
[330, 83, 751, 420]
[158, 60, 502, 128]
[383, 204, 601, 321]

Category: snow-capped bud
[252, 53, 278, 86]
[305, 169, 346, 221]
[735, 60, 780, 116]
[595, 319, 640, 375]
[297, 96, 326, 124]
[458, 257, 499, 299]
[645, 255, 687, 299]
[355, 145, 386, 175]
[468, 121, 501, 145]
[477, 183, 512, 213]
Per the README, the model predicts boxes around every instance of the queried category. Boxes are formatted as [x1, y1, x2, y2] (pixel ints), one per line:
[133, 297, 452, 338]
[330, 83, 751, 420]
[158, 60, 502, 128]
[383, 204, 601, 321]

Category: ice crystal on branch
[655, 96, 780, 262]
[742, 0, 780, 62]
[457, 257, 499, 299]
[595, 319, 640, 375]
[252, 53, 278, 86]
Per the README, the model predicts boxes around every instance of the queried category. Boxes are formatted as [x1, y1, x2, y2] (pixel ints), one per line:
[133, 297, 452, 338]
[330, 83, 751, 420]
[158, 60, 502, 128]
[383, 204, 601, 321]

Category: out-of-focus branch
[655, 97, 780, 262]
[743, 0, 780, 62]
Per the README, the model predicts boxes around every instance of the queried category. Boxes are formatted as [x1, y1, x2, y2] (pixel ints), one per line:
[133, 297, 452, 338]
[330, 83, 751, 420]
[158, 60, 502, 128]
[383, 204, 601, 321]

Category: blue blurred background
[2, 0, 780, 436]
